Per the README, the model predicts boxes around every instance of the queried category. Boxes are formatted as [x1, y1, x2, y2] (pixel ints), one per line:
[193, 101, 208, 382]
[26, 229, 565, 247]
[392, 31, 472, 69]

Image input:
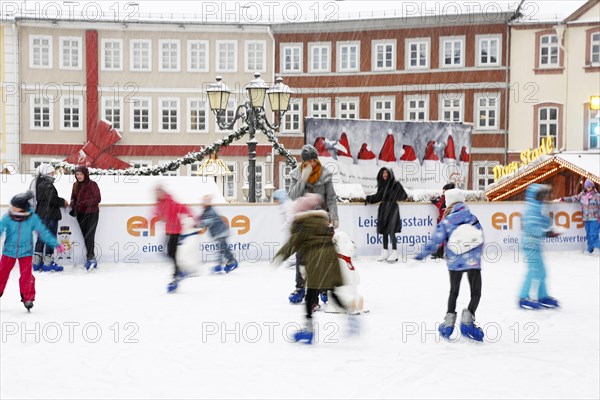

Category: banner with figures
[305, 118, 473, 192]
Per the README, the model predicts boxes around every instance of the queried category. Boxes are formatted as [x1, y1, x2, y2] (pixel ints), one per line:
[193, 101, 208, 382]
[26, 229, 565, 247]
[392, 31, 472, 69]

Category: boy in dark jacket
[30, 164, 68, 272]
[415, 189, 485, 341]
[196, 194, 238, 274]
[0, 192, 61, 311]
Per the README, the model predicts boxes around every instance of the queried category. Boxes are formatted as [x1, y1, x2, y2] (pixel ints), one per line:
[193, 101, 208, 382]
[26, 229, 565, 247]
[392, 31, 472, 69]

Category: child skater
[519, 184, 560, 309]
[196, 194, 238, 274]
[0, 191, 61, 311]
[153, 185, 195, 292]
[414, 189, 485, 341]
[274, 193, 357, 344]
[559, 179, 600, 255]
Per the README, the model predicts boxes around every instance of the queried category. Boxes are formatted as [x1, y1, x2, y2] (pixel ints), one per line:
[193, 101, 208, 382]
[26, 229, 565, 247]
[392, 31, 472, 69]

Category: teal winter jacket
[0, 211, 59, 258]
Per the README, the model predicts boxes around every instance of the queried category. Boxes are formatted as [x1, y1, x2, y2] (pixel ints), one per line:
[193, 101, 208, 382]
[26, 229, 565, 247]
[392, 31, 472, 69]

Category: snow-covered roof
[556, 153, 600, 177]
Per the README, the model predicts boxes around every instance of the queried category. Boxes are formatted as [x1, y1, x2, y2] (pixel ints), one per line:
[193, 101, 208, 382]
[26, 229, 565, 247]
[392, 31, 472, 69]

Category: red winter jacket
[70, 166, 101, 214]
[154, 193, 193, 235]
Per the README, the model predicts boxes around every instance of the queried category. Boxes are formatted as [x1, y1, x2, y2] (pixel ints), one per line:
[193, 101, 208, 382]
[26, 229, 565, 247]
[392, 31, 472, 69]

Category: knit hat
[445, 188, 465, 206]
[584, 179, 595, 189]
[443, 182, 456, 191]
[273, 189, 288, 203]
[301, 144, 319, 161]
[11, 191, 34, 210]
[36, 163, 55, 176]
[293, 193, 323, 214]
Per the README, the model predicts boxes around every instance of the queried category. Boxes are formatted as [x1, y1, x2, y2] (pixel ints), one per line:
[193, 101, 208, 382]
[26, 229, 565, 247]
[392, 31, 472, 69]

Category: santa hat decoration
[357, 143, 376, 160]
[459, 146, 470, 162]
[444, 135, 456, 160]
[399, 145, 417, 161]
[313, 137, 332, 157]
[337, 130, 352, 158]
[379, 129, 396, 162]
[424, 141, 440, 161]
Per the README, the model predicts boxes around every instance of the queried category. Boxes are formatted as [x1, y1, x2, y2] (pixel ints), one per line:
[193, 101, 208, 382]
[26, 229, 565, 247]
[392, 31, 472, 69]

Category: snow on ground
[1, 250, 598, 400]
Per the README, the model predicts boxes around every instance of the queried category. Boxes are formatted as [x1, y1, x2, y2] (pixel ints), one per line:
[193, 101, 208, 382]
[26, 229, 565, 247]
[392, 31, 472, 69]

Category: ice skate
[212, 265, 223, 273]
[376, 249, 389, 262]
[460, 309, 484, 342]
[538, 296, 559, 308]
[387, 250, 399, 263]
[84, 258, 97, 271]
[320, 290, 328, 304]
[23, 301, 34, 312]
[224, 260, 238, 273]
[519, 298, 542, 310]
[438, 312, 457, 339]
[166, 279, 178, 293]
[293, 322, 314, 344]
[288, 288, 305, 304]
[43, 261, 64, 272]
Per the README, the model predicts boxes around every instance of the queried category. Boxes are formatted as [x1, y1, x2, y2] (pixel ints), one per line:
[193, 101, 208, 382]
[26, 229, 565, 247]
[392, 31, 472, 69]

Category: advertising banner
[305, 118, 473, 192]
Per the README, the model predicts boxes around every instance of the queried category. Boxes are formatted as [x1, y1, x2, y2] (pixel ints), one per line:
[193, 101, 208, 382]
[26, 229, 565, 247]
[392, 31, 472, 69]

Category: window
[372, 40, 396, 70]
[589, 109, 600, 149]
[477, 35, 501, 67]
[245, 41, 265, 72]
[101, 39, 123, 71]
[61, 96, 82, 130]
[473, 162, 499, 190]
[131, 39, 152, 71]
[224, 162, 237, 198]
[282, 100, 302, 133]
[538, 107, 558, 147]
[371, 97, 395, 121]
[159, 40, 180, 71]
[281, 44, 302, 73]
[30, 35, 52, 68]
[31, 158, 54, 171]
[30, 95, 53, 130]
[440, 36, 464, 68]
[475, 93, 499, 130]
[130, 160, 152, 170]
[279, 164, 293, 192]
[405, 95, 429, 121]
[439, 94, 464, 122]
[308, 99, 330, 118]
[539, 34, 559, 67]
[309, 43, 331, 73]
[217, 41, 237, 72]
[59, 37, 81, 70]
[130, 97, 151, 132]
[102, 97, 123, 130]
[188, 98, 208, 132]
[406, 39, 429, 69]
[159, 98, 179, 132]
[188, 40, 209, 72]
[337, 98, 359, 119]
[338, 42, 360, 72]
[590, 32, 600, 65]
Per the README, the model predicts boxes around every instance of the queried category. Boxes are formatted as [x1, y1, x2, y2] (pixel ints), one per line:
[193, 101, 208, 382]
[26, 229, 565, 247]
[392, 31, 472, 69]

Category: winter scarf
[303, 160, 323, 185]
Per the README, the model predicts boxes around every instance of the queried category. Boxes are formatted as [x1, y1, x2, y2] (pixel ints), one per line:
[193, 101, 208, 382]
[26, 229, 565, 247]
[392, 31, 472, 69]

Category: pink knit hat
[293, 193, 323, 214]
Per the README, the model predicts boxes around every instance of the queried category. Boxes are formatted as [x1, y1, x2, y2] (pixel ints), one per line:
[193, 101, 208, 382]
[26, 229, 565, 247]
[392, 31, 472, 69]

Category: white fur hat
[36, 163, 55, 176]
[445, 188, 465, 206]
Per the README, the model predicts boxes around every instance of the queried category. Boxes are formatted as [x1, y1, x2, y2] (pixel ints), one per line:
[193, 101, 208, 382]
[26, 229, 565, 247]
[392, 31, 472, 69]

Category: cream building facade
[0, 21, 20, 172]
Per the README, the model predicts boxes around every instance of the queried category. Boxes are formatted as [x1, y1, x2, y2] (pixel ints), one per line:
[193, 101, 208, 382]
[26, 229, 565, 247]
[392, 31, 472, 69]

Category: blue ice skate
[439, 312, 457, 339]
[519, 298, 542, 310]
[293, 329, 314, 344]
[538, 297, 559, 309]
[224, 260, 238, 273]
[84, 259, 97, 271]
[460, 309, 484, 342]
[288, 288, 305, 304]
[167, 279, 179, 293]
[32, 262, 44, 272]
[320, 290, 328, 304]
[43, 261, 64, 272]
[212, 265, 223, 273]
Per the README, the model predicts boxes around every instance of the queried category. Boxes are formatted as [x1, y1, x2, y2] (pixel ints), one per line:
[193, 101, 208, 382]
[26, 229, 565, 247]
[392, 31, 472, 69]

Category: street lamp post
[206, 73, 292, 203]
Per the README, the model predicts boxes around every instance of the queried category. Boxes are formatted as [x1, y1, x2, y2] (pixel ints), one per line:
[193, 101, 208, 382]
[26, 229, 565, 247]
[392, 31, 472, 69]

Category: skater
[196, 194, 238, 274]
[414, 189, 485, 341]
[0, 191, 61, 311]
[30, 163, 69, 272]
[69, 165, 101, 270]
[287, 144, 339, 304]
[430, 182, 456, 259]
[153, 185, 195, 292]
[273, 189, 296, 268]
[364, 167, 408, 262]
[559, 179, 600, 255]
[519, 184, 561, 309]
[274, 193, 355, 343]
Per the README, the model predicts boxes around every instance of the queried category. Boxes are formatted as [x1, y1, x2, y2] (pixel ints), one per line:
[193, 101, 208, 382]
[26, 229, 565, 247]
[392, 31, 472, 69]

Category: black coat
[35, 175, 65, 220]
[365, 168, 408, 234]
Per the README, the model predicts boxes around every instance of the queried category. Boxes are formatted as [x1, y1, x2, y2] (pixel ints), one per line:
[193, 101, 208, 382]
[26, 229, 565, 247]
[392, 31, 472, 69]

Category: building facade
[0, 20, 19, 172]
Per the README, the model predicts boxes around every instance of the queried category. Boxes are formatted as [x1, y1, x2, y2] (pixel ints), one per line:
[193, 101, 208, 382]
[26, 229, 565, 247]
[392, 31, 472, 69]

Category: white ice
[1, 250, 598, 399]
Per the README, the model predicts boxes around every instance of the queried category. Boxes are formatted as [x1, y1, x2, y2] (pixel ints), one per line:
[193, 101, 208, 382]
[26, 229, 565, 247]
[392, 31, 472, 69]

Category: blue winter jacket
[197, 206, 228, 239]
[416, 202, 484, 271]
[522, 184, 552, 247]
[0, 211, 59, 258]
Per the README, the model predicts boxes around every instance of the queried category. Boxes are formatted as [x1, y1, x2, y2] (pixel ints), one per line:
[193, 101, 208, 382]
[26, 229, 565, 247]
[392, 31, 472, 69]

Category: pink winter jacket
[153, 194, 193, 235]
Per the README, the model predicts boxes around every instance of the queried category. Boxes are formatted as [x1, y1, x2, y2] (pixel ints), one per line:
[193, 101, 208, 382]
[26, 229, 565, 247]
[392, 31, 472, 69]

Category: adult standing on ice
[69, 165, 101, 271]
[364, 167, 408, 263]
[414, 189, 485, 341]
[559, 179, 600, 255]
[286, 144, 339, 304]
